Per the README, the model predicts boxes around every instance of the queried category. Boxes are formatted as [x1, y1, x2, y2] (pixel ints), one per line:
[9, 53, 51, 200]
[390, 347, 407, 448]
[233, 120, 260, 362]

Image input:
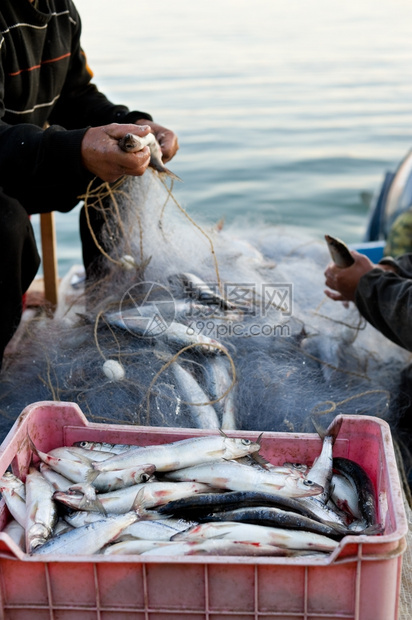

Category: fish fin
[325, 416, 343, 444]
[249, 452, 272, 469]
[79, 496, 107, 515]
[132, 487, 150, 518]
[27, 434, 47, 465]
[85, 466, 101, 485]
[256, 432, 264, 449]
[310, 415, 327, 439]
[163, 168, 183, 183]
[73, 451, 94, 466]
[310, 414, 342, 444]
[150, 162, 182, 182]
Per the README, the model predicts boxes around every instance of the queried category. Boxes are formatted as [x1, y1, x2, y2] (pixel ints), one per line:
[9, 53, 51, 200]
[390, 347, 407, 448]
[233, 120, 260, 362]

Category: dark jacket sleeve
[0, 2, 153, 214]
[355, 254, 412, 351]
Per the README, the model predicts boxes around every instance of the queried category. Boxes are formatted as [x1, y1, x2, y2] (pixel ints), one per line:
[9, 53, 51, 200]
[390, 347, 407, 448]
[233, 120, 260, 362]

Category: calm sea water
[33, 0, 412, 273]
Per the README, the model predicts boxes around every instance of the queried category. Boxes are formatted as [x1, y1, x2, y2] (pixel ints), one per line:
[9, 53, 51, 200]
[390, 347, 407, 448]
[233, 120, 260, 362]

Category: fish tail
[85, 467, 101, 485]
[326, 416, 343, 444]
[27, 433, 47, 464]
[161, 168, 183, 183]
[79, 495, 107, 515]
[310, 415, 342, 443]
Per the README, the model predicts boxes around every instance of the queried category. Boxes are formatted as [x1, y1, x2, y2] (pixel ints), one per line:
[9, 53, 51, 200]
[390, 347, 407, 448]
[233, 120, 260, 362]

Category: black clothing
[0, 0, 152, 215]
[355, 254, 412, 352]
[0, 189, 40, 368]
[0, 0, 154, 366]
[356, 254, 412, 480]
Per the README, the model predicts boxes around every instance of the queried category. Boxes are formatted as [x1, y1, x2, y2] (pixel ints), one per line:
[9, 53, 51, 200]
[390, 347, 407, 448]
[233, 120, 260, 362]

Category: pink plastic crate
[0, 400, 407, 620]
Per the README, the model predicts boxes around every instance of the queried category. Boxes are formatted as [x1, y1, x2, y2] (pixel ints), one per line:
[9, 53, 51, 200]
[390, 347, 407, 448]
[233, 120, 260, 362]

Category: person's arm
[354, 267, 412, 351]
[324, 251, 412, 351]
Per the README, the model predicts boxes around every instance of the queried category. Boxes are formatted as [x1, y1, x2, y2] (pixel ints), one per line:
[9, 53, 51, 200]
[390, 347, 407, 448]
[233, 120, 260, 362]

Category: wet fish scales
[157, 490, 329, 524]
[333, 457, 378, 527]
[325, 234, 355, 268]
[200, 506, 348, 540]
[118, 132, 182, 182]
[90, 435, 260, 476]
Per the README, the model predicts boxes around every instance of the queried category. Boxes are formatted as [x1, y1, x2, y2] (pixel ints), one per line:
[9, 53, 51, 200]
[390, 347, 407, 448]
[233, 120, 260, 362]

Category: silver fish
[103, 540, 175, 555]
[333, 457, 378, 528]
[73, 441, 133, 454]
[33, 442, 155, 493]
[49, 445, 117, 461]
[117, 519, 190, 542]
[172, 521, 338, 552]
[139, 539, 303, 557]
[104, 311, 227, 355]
[118, 132, 182, 182]
[157, 489, 328, 524]
[325, 234, 355, 268]
[25, 467, 58, 553]
[164, 460, 323, 499]
[0, 472, 27, 527]
[330, 472, 363, 522]
[54, 481, 212, 515]
[33, 512, 139, 556]
[90, 434, 261, 476]
[201, 506, 348, 539]
[65, 511, 190, 541]
[169, 272, 237, 311]
[2, 519, 25, 552]
[297, 496, 349, 527]
[53, 519, 74, 537]
[39, 463, 80, 492]
[306, 417, 342, 504]
[204, 356, 237, 430]
[171, 362, 220, 429]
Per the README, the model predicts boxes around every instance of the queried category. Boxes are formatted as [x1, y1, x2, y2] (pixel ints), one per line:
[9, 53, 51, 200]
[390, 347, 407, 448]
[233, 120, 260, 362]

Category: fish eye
[241, 439, 252, 445]
[141, 473, 151, 482]
[303, 479, 315, 486]
[79, 441, 88, 447]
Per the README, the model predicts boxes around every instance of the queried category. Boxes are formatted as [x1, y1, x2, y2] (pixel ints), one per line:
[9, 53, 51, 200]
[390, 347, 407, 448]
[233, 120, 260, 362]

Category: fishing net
[0, 171, 410, 444]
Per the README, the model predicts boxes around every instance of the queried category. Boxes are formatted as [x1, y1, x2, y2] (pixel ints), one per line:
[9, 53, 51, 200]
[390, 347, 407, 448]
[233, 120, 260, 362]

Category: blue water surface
[33, 0, 412, 274]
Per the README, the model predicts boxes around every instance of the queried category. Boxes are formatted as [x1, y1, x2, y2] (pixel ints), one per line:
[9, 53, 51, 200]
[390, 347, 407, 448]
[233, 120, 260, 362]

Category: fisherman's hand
[135, 119, 179, 163]
[81, 123, 152, 182]
[324, 251, 376, 302]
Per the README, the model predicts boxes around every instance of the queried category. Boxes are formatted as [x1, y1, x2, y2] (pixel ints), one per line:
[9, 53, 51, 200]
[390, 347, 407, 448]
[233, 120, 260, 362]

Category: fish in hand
[324, 234, 355, 268]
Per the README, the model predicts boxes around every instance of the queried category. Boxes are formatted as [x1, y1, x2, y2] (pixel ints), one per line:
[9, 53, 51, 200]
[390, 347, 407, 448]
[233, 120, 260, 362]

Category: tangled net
[0, 171, 410, 447]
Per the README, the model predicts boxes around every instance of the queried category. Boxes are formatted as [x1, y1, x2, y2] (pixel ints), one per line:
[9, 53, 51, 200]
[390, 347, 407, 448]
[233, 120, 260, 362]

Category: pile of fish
[0, 421, 381, 557]
[101, 270, 252, 431]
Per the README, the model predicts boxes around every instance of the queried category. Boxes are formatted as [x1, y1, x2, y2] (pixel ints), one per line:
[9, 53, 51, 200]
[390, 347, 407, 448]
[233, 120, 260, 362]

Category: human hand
[81, 123, 152, 182]
[324, 251, 376, 302]
[135, 119, 179, 163]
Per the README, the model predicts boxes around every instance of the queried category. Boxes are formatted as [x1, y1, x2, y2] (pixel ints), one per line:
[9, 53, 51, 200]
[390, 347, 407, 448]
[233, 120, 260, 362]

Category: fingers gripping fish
[118, 132, 182, 182]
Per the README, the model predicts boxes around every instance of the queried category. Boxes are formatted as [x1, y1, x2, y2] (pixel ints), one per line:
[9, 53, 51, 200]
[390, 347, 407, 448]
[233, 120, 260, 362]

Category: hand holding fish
[324, 251, 376, 302]
[134, 119, 179, 164]
[81, 123, 152, 182]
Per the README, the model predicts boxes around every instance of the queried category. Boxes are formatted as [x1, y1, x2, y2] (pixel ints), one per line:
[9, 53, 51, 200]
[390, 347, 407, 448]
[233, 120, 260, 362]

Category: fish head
[134, 464, 156, 483]
[0, 472, 23, 492]
[223, 437, 261, 459]
[285, 474, 324, 498]
[27, 523, 51, 552]
[52, 490, 84, 510]
[283, 462, 309, 474]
